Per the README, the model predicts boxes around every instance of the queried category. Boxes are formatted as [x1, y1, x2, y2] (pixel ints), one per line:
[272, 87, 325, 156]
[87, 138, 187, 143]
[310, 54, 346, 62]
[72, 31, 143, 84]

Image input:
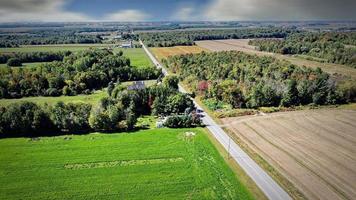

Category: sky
[0, 0, 355, 22]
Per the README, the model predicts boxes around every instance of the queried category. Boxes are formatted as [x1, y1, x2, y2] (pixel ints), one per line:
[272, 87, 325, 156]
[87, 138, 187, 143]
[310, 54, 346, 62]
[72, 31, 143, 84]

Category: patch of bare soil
[221, 109, 356, 200]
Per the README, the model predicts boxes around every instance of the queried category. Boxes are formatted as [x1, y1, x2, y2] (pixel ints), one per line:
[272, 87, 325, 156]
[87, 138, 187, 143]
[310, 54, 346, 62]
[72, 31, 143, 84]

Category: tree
[7, 58, 22, 66]
[50, 102, 91, 132]
[281, 80, 299, 106]
[125, 101, 137, 130]
[166, 93, 194, 114]
[163, 75, 179, 90]
[107, 81, 114, 96]
[0, 102, 51, 137]
[152, 96, 167, 116]
[89, 98, 124, 131]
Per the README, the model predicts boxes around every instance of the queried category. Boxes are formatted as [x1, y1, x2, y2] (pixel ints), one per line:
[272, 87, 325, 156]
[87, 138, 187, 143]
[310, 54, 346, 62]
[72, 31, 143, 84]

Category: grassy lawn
[0, 80, 159, 107]
[115, 48, 153, 67]
[0, 128, 254, 200]
[0, 89, 108, 107]
[0, 70, 157, 108]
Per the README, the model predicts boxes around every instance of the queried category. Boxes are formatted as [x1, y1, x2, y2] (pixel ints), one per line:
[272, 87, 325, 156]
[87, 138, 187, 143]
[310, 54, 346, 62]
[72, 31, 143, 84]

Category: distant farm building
[127, 81, 145, 90]
[121, 40, 133, 48]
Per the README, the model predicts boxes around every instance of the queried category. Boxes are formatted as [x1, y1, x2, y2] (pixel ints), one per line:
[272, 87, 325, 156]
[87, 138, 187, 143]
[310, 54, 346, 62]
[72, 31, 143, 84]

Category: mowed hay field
[0, 128, 254, 200]
[114, 48, 153, 67]
[221, 109, 356, 200]
[196, 39, 356, 79]
[150, 46, 208, 61]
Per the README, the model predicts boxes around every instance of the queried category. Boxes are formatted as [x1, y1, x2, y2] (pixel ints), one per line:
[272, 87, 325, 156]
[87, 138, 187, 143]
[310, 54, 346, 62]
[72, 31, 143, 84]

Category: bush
[164, 114, 202, 128]
[7, 58, 22, 66]
[45, 88, 61, 96]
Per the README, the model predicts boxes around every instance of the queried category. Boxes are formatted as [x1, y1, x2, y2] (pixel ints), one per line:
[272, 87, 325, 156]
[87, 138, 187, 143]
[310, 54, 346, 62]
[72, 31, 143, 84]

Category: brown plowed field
[150, 46, 208, 61]
[196, 39, 356, 79]
[221, 109, 356, 200]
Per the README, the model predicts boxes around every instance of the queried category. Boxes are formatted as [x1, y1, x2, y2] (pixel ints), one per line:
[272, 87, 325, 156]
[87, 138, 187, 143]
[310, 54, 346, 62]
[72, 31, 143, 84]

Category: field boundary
[64, 157, 184, 170]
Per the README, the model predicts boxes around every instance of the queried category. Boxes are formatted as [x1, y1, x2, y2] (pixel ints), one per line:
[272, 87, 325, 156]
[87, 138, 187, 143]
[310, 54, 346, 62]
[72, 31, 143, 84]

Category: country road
[140, 40, 292, 200]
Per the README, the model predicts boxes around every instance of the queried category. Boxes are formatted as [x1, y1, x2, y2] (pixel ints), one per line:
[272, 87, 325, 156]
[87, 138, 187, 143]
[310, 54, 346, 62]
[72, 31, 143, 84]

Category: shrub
[164, 114, 202, 128]
[7, 58, 22, 66]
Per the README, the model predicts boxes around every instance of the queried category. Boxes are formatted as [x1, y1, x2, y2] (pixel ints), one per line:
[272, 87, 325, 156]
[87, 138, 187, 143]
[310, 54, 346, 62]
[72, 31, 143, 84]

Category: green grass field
[0, 128, 253, 200]
[0, 89, 108, 106]
[116, 48, 153, 67]
[0, 80, 158, 107]
[0, 45, 152, 67]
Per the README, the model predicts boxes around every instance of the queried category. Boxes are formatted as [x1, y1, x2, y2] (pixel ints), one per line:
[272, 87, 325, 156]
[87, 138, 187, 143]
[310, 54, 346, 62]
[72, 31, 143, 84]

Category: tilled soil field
[221, 109, 356, 200]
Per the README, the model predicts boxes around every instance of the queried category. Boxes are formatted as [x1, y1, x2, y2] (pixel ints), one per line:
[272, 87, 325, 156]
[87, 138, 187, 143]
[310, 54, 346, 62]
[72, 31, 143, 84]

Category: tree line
[0, 76, 201, 138]
[249, 32, 356, 68]
[0, 51, 70, 65]
[0, 49, 161, 98]
[139, 28, 295, 47]
[0, 30, 103, 47]
[163, 51, 356, 109]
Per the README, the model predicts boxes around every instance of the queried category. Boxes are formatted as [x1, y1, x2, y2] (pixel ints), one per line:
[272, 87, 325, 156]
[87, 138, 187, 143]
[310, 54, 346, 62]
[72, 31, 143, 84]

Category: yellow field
[150, 46, 208, 61]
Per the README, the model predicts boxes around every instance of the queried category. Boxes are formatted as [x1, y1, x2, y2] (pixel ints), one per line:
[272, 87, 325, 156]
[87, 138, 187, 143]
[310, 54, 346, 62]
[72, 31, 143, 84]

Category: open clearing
[0, 80, 157, 107]
[0, 46, 152, 67]
[0, 128, 254, 200]
[196, 39, 356, 79]
[114, 48, 153, 67]
[0, 89, 107, 106]
[221, 109, 356, 200]
[150, 46, 208, 61]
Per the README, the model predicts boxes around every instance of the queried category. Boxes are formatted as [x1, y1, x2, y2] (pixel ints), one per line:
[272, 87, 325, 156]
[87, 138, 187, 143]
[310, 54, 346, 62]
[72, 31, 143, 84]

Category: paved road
[140, 40, 292, 200]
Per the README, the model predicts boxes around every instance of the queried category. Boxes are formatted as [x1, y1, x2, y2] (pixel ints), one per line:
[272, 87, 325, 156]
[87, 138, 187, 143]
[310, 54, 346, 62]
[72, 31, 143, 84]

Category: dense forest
[163, 51, 356, 109]
[0, 49, 160, 98]
[0, 30, 103, 47]
[249, 32, 356, 68]
[0, 51, 70, 64]
[139, 28, 295, 47]
[0, 76, 201, 138]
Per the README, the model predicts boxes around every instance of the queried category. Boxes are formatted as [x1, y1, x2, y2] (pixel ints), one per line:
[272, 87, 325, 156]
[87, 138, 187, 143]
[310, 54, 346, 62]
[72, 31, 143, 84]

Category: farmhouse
[127, 81, 145, 90]
[121, 40, 133, 48]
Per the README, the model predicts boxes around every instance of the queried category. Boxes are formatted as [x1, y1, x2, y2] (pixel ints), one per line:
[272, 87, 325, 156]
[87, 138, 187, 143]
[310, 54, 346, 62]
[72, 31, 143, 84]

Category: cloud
[171, 6, 196, 21]
[202, 0, 356, 21]
[0, 0, 90, 22]
[103, 9, 150, 22]
[0, 0, 150, 22]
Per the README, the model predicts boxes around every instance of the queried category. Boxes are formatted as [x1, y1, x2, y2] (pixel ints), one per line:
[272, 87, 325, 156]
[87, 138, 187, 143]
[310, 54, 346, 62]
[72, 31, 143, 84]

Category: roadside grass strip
[65, 157, 184, 170]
